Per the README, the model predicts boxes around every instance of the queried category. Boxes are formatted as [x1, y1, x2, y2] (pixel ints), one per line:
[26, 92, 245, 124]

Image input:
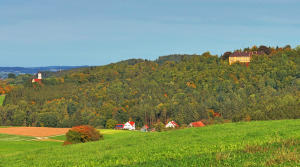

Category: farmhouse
[189, 121, 205, 127]
[115, 124, 124, 130]
[229, 51, 264, 65]
[165, 121, 179, 128]
[140, 125, 149, 132]
[32, 72, 42, 83]
[123, 121, 135, 130]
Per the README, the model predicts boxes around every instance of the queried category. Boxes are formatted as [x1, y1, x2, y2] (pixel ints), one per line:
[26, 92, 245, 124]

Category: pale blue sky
[0, 0, 299, 67]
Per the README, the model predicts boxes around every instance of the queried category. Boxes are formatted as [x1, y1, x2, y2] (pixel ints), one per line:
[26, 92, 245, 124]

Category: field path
[0, 127, 69, 137]
[31, 137, 65, 142]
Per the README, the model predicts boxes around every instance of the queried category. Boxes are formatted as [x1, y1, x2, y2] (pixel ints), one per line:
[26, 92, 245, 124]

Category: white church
[32, 72, 42, 83]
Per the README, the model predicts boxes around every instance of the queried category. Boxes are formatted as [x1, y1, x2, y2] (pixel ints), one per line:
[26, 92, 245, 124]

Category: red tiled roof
[128, 121, 135, 126]
[190, 121, 205, 127]
[33, 79, 41, 82]
[170, 121, 179, 127]
[230, 51, 264, 57]
[115, 124, 124, 129]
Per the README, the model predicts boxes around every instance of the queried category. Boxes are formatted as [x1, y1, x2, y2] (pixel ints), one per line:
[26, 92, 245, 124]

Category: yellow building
[229, 51, 262, 65]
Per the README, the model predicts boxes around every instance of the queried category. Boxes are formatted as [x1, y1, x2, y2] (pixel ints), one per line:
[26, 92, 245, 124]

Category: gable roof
[32, 79, 42, 82]
[127, 121, 135, 126]
[190, 121, 205, 127]
[169, 121, 179, 127]
[230, 51, 264, 57]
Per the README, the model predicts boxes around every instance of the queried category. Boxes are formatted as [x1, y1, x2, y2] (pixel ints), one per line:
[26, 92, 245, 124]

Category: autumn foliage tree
[64, 125, 103, 145]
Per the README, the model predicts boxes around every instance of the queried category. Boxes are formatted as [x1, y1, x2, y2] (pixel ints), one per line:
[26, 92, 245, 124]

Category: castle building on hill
[32, 72, 42, 83]
[229, 51, 264, 65]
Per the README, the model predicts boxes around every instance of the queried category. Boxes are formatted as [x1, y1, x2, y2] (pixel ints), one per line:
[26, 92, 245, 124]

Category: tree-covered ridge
[0, 45, 299, 128]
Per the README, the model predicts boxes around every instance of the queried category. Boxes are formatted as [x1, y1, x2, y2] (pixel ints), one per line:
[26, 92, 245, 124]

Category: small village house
[189, 121, 205, 127]
[123, 121, 135, 130]
[165, 121, 179, 128]
[115, 124, 124, 130]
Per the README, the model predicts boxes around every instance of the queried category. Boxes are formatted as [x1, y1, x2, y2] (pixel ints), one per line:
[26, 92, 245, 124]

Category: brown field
[0, 127, 69, 137]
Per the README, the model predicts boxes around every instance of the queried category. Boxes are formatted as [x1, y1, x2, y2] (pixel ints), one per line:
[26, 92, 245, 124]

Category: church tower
[38, 72, 42, 80]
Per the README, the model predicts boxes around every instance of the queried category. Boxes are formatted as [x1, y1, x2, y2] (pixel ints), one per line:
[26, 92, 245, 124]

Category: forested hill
[1, 45, 300, 128]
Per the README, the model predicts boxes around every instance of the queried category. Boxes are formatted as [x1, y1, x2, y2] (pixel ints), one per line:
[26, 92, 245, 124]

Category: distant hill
[0, 66, 88, 78]
[155, 54, 194, 65]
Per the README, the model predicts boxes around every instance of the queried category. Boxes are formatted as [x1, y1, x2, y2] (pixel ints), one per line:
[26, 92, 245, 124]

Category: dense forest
[0, 45, 299, 128]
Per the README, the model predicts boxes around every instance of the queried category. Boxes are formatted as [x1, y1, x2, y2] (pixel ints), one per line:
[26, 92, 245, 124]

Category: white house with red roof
[123, 121, 135, 130]
[32, 72, 42, 83]
[165, 121, 179, 128]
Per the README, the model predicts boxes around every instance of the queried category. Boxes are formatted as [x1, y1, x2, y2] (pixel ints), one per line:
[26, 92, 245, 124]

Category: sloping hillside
[1, 46, 300, 127]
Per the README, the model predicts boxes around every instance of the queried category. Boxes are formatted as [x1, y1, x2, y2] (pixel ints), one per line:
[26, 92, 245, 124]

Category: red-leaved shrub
[64, 125, 103, 145]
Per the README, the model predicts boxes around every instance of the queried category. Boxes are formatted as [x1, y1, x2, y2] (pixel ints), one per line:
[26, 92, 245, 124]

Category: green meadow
[1, 120, 300, 167]
[0, 95, 5, 106]
[0, 133, 34, 141]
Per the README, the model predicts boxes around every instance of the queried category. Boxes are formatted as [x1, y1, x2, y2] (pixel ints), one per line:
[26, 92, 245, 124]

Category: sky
[0, 0, 299, 67]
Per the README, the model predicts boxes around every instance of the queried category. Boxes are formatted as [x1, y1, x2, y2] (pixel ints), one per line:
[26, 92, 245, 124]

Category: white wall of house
[165, 122, 176, 128]
[123, 122, 135, 130]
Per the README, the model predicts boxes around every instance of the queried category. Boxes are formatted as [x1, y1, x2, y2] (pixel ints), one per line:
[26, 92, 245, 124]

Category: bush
[201, 119, 214, 125]
[214, 116, 224, 124]
[180, 124, 188, 129]
[64, 125, 103, 145]
[106, 119, 117, 129]
[64, 130, 82, 145]
[153, 122, 165, 132]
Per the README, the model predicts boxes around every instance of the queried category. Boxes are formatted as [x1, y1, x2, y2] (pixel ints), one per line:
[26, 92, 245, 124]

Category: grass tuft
[266, 148, 299, 166]
[244, 144, 269, 154]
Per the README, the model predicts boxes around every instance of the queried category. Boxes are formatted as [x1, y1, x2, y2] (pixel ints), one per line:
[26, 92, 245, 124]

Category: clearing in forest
[0, 94, 5, 106]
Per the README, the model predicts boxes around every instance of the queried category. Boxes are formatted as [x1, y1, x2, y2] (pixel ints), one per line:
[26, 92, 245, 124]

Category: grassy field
[49, 134, 66, 141]
[0, 94, 5, 106]
[0, 133, 61, 158]
[0, 130, 62, 160]
[0, 126, 13, 128]
[0, 133, 34, 141]
[49, 129, 129, 141]
[1, 120, 300, 167]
